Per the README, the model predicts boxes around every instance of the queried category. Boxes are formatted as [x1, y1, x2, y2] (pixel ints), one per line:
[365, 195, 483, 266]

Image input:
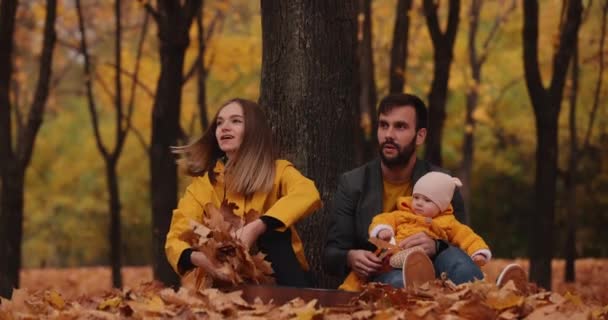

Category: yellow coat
[339, 196, 489, 292]
[370, 196, 489, 256]
[165, 159, 322, 275]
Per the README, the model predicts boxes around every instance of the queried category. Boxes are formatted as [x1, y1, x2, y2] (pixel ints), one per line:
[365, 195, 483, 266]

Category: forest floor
[19, 258, 608, 305]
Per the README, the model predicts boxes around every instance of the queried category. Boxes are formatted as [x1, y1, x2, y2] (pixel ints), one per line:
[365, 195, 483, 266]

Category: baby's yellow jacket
[369, 196, 490, 257]
[339, 197, 490, 292]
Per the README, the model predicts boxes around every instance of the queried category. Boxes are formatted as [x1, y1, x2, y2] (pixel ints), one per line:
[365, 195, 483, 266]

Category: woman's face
[216, 102, 245, 159]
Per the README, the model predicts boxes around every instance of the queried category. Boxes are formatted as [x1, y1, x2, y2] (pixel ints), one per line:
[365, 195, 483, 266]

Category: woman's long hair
[172, 98, 277, 196]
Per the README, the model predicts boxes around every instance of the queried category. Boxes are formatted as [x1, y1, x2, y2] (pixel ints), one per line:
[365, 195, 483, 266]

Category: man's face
[377, 106, 426, 167]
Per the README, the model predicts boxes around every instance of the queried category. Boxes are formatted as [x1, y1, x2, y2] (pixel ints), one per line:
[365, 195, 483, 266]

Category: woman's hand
[190, 251, 232, 281]
[236, 218, 267, 248]
[397, 232, 437, 257]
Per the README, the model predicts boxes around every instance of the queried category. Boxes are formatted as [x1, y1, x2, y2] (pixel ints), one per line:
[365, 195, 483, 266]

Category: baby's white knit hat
[412, 171, 463, 212]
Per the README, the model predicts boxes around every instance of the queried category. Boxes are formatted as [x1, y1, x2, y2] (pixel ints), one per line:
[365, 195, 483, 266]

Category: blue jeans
[434, 246, 483, 284]
[372, 245, 483, 288]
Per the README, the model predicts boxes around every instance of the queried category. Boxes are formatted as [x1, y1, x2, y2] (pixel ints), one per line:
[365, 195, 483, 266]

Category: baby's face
[412, 194, 441, 218]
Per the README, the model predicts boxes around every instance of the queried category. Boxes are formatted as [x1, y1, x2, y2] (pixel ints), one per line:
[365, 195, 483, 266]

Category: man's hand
[347, 249, 383, 279]
[398, 232, 437, 257]
[377, 229, 392, 241]
[236, 219, 267, 248]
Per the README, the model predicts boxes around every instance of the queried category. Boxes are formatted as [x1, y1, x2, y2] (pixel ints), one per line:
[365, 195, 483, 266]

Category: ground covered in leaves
[2, 259, 607, 319]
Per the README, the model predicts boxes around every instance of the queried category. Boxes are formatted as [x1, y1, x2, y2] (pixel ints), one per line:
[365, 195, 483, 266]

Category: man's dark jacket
[323, 158, 465, 278]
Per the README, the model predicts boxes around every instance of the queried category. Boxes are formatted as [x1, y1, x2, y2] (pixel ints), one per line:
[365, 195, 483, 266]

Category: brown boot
[400, 249, 435, 288]
[496, 263, 528, 293]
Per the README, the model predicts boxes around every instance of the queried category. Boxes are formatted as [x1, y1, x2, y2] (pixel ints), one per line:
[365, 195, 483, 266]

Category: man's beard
[379, 138, 416, 168]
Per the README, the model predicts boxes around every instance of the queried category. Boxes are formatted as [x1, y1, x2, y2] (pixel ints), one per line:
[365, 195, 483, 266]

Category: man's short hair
[377, 93, 428, 131]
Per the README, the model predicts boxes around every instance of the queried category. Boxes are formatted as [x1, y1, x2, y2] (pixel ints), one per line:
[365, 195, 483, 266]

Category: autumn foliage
[178, 201, 274, 288]
[3, 275, 608, 319]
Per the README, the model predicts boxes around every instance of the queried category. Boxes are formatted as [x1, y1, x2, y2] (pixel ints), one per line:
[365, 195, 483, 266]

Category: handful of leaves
[179, 200, 274, 289]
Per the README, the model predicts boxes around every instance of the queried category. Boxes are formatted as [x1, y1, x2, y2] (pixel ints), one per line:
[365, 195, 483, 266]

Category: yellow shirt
[382, 179, 413, 212]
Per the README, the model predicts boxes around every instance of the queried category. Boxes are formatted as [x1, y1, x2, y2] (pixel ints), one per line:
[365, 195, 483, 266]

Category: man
[324, 93, 527, 291]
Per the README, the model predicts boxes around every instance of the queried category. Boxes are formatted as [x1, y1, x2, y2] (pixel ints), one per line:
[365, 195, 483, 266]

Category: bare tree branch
[137, 0, 160, 23]
[103, 62, 155, 99]
[55, 37, 80, 52]
[112, 0, 126, 162]
[76, 0, 109, 159]
[479, 0, 517, 65]
[18, 0, 57, 166]
[183, 7, 224, 84]
[124, 10, 149, 139]
[583, 0, 607, 149]
[94, 71, 115, 105]
[11, 81, 23, 134]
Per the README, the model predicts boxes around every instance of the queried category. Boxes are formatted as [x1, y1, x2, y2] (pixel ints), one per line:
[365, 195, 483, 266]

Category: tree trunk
[423, 0, 460, 166]
[0, 0, 56, 298]
[150, 0, 201, 287]
[564, 46, 578, 282]
[0, 0, 17, 169]
[357, 0, 377, 164]
[461, 0, 483, 226]
[523, 0, 582, 290]
[260, 0, 359, 288]
[106, 160, 123, 288]
[196, 7, 209, 131]
[0, 170, 24, 298]
[389, 0, 413, 94]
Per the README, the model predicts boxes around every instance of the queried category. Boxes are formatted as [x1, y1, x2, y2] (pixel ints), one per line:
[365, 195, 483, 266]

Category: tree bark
[423, 0, 460, 166]
[389, 0, 413, 93]
[564, 44, 578, 283]
[150, 0, 201, 287]
[0, 0, 56, 298]
[196, 7, 209, 131]
[523, 0, 582, 290]
[260, 0, 359, 288]
[461, 0, 482, 226]
[357, 0, 377, 164]
[0, 170, 24, 298]
[106, 160, 122, 287]
[462, 0, 516, 224]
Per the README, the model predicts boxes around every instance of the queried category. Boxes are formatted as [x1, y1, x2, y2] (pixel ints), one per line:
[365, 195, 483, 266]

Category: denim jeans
[433, 245, 483, 284]
[372, 245, 483, 288]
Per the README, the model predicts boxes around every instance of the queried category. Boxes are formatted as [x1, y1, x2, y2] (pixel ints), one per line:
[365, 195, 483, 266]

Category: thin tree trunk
[0, 170, 24, 298]
[462, 0, 516, 223]
[196, 7, 209, 131]
[462, 0, 482, 225]
[564, 45, 578, 283]
[423, 0, 460, 166]
[523, 0, 582, 290]
[0, 0, 56, 298]
[106, 160, 122, 287]
[149, 0, 202, 286]
[389, 0, 413, 93]
[357, 0, 377, 164]
[260, 0, 359, 288]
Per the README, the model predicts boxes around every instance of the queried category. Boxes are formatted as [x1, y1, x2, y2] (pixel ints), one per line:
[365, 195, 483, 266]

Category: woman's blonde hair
[172, 98, 277, 196]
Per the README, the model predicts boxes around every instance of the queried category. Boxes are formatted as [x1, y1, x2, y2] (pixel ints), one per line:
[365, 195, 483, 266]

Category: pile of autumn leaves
[2, 202, 608, 319]
[3, 277, 608, 319]
[177, 201, 274, 288]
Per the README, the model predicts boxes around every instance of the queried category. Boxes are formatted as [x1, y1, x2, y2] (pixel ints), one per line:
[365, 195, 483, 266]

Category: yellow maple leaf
[43, 290, 65, 310]
[97, 296, 121, 310]
[486, 286, 524, 310]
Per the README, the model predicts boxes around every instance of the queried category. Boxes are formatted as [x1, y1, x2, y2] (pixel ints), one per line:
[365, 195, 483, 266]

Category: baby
[369, 171, 491, 286]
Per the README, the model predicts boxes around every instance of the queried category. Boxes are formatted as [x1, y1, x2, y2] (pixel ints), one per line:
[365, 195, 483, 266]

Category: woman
[165, 98, 321, 287]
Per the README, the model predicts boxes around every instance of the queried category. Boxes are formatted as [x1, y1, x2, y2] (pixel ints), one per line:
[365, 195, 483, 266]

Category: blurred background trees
[1, 0, 607, 295]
